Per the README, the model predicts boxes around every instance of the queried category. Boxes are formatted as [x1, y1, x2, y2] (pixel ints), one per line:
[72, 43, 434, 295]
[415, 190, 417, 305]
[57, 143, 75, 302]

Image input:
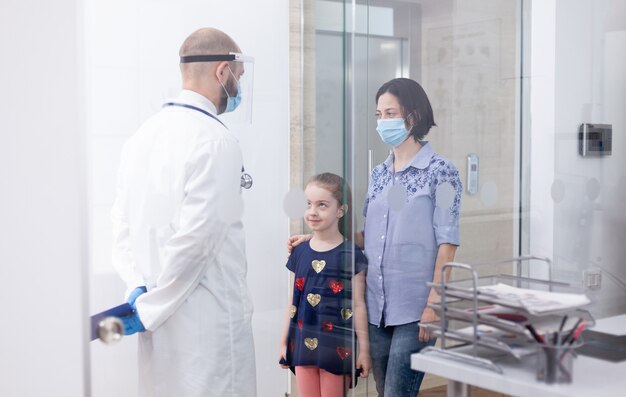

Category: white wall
[529, 0, 626, 316]
[0, 1, 90, 396]
[86, 0, 290, 395]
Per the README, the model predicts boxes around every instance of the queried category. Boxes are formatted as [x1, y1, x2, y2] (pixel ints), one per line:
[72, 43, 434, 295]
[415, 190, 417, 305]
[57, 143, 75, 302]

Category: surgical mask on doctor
[219, 67, 241, 113]
[376, 118, 411, 147]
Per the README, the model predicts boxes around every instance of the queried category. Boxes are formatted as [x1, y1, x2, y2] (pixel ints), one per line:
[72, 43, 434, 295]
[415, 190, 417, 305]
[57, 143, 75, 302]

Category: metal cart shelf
[418, 255, 595, 374]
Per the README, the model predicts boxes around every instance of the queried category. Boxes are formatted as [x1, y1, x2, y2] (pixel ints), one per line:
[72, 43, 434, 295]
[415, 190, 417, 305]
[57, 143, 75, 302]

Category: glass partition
[296, 0, 523, 394]
[545, 0, 626, 319]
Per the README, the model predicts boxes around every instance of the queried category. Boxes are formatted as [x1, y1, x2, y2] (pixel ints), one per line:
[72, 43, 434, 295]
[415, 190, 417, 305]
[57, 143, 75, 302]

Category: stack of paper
[476, 283, 590, 314]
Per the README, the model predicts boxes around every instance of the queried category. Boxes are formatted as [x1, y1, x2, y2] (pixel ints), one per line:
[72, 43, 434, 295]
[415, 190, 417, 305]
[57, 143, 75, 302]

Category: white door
[0, 1, 90, 396]
[85, 1, 290, 396]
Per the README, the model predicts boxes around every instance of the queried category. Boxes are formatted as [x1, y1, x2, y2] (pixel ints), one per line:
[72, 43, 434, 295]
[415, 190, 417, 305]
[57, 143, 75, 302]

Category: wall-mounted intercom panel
[579, 123, 612, 156]
[466, 153, 479, 195]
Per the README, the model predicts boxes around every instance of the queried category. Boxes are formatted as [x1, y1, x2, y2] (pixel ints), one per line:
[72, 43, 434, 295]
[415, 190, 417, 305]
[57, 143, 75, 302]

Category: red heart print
[329, 280, 344, 294]
[295, 278, 305, 291]
[322, 321, 334, 331]
[298, 319, 303, 330]
[336, 346, 351, 360]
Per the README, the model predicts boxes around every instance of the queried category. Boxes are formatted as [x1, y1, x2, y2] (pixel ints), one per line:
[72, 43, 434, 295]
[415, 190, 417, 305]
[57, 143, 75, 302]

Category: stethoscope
[163, 102, 253, 189]
[240, 170, 253, 189]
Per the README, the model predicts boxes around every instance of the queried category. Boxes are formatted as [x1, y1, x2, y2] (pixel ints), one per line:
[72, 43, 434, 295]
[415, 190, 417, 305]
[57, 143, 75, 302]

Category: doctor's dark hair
[306, 173, 352, 238]
[376, 78, 436, 141]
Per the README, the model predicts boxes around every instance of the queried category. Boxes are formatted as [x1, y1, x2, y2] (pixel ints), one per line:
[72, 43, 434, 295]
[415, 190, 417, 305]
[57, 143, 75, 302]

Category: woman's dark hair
[306, 172, 352, 238]
[375, 78, 436, 141]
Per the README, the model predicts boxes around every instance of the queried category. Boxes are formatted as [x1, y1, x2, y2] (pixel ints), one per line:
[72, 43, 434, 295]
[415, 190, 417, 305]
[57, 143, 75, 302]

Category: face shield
[180, 52, 255, 125]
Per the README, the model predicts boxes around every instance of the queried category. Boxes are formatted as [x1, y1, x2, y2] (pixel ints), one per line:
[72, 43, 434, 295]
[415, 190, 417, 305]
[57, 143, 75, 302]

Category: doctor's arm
[111, 145, 147, 298]
[134, 139, 241, 332]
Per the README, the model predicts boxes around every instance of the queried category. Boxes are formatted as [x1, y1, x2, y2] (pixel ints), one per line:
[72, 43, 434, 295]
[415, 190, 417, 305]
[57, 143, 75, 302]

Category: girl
[279, 173, 371, 397]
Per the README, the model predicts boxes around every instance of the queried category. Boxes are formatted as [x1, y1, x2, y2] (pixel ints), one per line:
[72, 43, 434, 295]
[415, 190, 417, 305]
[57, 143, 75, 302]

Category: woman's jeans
[368, 321, 435, 396]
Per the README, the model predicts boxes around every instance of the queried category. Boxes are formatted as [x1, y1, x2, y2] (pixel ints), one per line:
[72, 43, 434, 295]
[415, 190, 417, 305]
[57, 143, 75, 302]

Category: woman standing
[364, 77, 462, 396]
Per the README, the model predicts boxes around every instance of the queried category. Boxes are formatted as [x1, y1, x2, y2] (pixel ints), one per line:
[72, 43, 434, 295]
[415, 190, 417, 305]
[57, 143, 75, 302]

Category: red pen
[565, 321, 586, 345]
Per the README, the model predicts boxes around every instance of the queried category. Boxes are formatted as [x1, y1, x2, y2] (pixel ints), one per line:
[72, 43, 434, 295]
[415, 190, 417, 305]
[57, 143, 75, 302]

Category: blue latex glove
[127, 286, 147, 306]
[120, 311, 145, 335]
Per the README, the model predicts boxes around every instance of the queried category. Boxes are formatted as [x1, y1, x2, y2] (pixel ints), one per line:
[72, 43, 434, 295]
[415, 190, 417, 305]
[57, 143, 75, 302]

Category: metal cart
[418, 255, 595, 373]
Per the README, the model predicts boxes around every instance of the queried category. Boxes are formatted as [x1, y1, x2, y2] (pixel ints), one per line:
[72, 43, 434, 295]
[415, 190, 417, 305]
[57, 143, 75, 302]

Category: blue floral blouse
[363, 142, 462, 326]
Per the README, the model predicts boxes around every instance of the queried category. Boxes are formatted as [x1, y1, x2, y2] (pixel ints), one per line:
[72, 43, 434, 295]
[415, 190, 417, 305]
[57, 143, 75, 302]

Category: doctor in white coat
[111, 27, 256, 397]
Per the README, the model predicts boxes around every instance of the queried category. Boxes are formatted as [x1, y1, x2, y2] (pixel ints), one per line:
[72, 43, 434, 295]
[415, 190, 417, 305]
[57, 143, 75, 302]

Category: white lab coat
[111, 90, 256, 397]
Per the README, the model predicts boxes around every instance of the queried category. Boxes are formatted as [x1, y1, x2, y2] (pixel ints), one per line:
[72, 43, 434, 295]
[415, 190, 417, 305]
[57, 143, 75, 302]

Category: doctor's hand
[127, 286, 147, 306]
[287, 234, 312, 254]
[120, 311, 146, 335]
[418, 307, 438, 342]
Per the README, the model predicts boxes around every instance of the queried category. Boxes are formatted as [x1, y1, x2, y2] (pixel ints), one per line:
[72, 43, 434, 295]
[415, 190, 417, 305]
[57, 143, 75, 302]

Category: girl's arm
[419, 243, 458, 342]
[353, 271, 371, 377]
[279, 272, 295, 368]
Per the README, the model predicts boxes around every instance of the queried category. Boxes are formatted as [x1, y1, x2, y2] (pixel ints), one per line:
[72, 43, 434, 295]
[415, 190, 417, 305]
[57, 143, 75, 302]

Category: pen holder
[536, 339, 583, 384]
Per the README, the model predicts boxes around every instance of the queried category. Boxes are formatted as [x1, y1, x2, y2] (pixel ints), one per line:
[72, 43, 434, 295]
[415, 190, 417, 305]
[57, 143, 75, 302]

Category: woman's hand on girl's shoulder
[287, 234, 312, 254]
[354, 231, 364, 250]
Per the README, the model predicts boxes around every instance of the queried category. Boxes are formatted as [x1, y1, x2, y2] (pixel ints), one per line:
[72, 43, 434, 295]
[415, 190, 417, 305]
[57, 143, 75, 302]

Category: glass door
[353, 0, 524, 270]
[294, 0, 626, 394]
[528, 0, 626, 319]
[300, 0, 524, 394]
[356, 1, 524, 394]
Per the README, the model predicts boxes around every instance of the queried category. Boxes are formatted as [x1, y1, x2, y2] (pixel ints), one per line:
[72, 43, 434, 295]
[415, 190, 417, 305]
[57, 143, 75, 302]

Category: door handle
[97, 317, 124, 344]
[90, 302, 133, 343]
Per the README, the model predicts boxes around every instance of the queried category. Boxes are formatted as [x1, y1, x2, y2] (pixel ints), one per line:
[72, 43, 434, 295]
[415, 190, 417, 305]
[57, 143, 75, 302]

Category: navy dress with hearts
[284, 240, 367, 376]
